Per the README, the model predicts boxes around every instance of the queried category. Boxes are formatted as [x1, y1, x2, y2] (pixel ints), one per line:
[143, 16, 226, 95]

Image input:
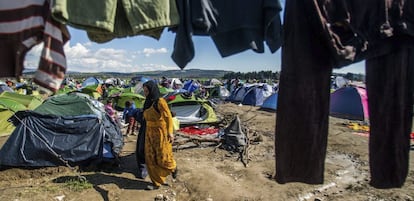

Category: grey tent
[0, 93, 123, 167]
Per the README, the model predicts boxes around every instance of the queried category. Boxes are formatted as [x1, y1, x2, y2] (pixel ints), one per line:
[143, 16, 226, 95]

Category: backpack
[222, 115, 247, 152]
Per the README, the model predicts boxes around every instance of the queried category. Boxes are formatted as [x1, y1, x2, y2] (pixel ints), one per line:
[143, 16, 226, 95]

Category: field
[0, 103, 413, 201]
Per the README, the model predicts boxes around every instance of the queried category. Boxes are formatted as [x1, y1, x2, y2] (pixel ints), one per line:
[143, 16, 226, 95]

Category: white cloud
[139, 63, 178, 72]
[64, 42, 90, 58]
[24, 42, 178, 73]
[141, 48, 168, 57]
[64, 43, 138, 72]
[94, 48, 129, 60]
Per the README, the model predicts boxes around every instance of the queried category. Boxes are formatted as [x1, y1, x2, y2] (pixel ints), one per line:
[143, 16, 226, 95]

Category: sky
[24, 22, 365, 75]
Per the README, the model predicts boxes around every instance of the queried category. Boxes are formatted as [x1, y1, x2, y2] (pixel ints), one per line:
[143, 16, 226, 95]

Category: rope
[7, 110, 86, 182]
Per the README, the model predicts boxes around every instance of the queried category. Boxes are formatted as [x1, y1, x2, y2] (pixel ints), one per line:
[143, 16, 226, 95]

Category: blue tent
[260, 93, 278, 111]
[82, 77, 102, 88]
[225, 86, 247, 103]
[241, 84, 273, 106]
[329, 86, 369, 121]
[242, 86, 266, 106]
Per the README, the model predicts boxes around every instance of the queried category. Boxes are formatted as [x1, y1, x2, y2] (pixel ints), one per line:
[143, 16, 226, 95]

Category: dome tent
[330, 86, 369, 121]
[0, 92, 123, 167]
[260, 92, 278, 111]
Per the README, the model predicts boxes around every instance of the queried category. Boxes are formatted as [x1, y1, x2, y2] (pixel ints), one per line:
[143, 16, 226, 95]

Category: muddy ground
[0, 103, 413, 201]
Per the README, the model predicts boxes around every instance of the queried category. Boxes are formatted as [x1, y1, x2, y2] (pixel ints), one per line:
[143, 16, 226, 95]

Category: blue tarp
[0, 111, 122, 167]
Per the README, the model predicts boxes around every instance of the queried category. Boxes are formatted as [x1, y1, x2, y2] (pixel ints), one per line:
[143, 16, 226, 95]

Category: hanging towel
[0, 0, 70, 92]
[52, 0, 180, 43]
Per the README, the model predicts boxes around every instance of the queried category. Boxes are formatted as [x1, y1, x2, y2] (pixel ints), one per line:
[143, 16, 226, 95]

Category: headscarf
[143, 80, 161, 111]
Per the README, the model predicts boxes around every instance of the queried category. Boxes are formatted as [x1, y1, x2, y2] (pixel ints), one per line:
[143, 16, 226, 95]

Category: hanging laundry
[171, 0, 283, 69]
[276, 0, 414, 189]
[0, 0, 70, 92]
[51, 0, 180, 43]
[308, 0, 414, 68]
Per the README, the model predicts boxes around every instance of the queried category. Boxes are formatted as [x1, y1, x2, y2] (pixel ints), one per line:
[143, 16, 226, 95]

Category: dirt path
[0, 103, 413, 201]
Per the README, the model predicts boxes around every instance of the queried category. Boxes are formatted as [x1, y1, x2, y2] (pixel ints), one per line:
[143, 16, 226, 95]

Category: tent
[82, 76, 102, 87]
[329, 86, 369, 121]
[260, 93, 278, 111]
[0, 99, 27, 136]
[241, 84, 273, 106]
[226, 85, 248, 103]
[0, 91, 43, 109]
[131, 76, 150, 85]
[0, 84, 13, 93]
[0, 92, 43, 136]
[165, 92, 218, 125]
[205, 85, 230, 100]
[209, 78, 222, 86]
[56, 85, 76, 95]
[111, 87, 145, 110]
[130, 76, 151, 93]
[182, 80, 200, 93]
[159, 86, 175, 95]
[170, 78, 183, 89]
[226, 84, 273, 106]
[0, 92, 123, 167]
[78, 77, 104, 99]
[79, 84, 103, 100]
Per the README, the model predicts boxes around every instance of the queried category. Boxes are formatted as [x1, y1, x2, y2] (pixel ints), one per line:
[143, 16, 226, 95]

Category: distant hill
[23, 69, 232, 79]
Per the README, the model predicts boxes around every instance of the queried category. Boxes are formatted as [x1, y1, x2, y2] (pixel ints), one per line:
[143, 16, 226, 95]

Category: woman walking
[142, 80, 177, 190]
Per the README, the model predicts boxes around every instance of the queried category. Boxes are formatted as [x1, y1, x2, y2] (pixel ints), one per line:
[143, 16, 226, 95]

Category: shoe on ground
[145, 185, 160, 191]
[172, 168, 178, 179]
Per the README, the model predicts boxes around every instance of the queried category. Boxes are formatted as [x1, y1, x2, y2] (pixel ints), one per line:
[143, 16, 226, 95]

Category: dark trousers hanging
[275, 0, 413, 188]
[275, 0, 333, 184]
[366, 48, 413, 188]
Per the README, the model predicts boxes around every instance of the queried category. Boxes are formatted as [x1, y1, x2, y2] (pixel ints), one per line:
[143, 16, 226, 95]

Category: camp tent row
[226, 84, 274, 106]
[258, 85, 369, 121]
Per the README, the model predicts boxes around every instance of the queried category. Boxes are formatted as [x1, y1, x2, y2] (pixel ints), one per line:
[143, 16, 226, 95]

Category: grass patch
[64, 179, 93, 192]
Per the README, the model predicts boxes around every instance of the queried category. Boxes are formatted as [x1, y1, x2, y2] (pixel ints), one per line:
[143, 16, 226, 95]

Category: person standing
[135, 108, 148, 179]
[104, 99, 117, 121]
[122, 100, 137, 136]
[142, 80, 177, 190]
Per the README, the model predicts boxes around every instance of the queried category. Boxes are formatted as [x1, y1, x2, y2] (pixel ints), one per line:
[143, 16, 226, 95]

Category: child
[122, 100, 138, 136]
[104, 99, 116, 120]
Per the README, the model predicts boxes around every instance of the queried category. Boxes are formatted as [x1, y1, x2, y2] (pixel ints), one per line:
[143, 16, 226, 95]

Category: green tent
[166, 93, 218, 125]
[79, 84, 102, 100]
[0, 92, 43, 136]
[159, 86, 174, 95]
[56, 85, 76, 95]
[0, 91, 43, 109]
[35, 92, 103, 117]
[112, 90, 145, 111]
[107, 86, 124, 97]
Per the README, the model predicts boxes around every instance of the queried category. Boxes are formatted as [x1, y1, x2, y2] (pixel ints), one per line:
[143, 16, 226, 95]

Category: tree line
[223, 71, 365, 82]
[222, 71, 280, 81]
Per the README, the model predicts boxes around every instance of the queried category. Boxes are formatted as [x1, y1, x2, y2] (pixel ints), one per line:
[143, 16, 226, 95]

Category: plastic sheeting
[0, 111, 122, 167]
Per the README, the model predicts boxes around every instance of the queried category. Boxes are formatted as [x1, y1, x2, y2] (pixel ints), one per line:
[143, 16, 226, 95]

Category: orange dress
[143, 98, 176, 186]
